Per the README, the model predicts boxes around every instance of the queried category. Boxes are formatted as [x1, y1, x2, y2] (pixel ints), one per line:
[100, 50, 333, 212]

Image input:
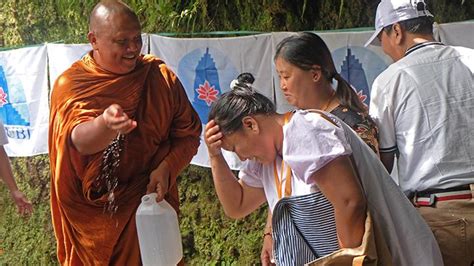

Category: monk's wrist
[98, 114, 119, 139]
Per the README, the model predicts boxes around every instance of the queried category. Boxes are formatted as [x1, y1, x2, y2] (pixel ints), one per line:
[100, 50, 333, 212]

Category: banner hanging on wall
[150, 33, 273, 170]
[437, 21, 474, 49]
[1, 20, 472, 161]
[0, 45, 49, 156]
[47, 43, 92, 89]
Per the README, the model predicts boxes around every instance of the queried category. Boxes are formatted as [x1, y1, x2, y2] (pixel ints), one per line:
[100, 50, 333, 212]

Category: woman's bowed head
[206, 74, 281, 165]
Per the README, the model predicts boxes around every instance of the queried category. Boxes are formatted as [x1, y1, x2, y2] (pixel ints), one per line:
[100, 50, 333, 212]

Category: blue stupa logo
[332, 47, 389, 108]
[0, 65, 31, 139]
[192, 48, 221, 124]
[340, 48, 370, 106]
[0, 65, 30, 126]
[177, 47, 239, 125]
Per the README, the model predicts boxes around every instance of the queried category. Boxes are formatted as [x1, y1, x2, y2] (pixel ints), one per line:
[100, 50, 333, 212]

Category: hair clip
[229, 79, 239, 90]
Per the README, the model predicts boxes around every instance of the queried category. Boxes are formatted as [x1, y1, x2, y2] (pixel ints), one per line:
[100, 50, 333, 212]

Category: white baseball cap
[365, 0, 433, 47]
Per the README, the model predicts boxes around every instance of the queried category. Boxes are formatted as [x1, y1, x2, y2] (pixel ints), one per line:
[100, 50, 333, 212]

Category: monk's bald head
[87, 0, 143, 74]
[89, 0, 140, 35]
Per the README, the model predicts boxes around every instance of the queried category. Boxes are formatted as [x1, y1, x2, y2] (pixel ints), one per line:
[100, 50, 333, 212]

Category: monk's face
[89, 12, 142, 74]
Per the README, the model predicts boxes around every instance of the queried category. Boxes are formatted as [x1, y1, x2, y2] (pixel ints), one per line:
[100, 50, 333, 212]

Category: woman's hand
[261, 210, 275, 265]
[10, 189, 33, 216]
[204, 120, 223, 158]
[261, 233, 275, 266]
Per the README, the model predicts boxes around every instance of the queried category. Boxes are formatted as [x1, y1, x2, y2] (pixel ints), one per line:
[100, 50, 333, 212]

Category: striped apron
[272, 191, 339, 266]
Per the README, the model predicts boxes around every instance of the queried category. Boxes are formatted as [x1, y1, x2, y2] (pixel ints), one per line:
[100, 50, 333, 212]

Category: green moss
[0, 155, 57, 265]
[178, 166, 267, 264]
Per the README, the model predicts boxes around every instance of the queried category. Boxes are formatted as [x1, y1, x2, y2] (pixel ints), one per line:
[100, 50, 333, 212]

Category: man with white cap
[366, 0, 474, 264]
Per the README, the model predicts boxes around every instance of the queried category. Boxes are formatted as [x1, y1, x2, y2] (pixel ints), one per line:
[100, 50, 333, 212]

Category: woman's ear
[242, 116, 259, 134]
[310, 65, 323, 82]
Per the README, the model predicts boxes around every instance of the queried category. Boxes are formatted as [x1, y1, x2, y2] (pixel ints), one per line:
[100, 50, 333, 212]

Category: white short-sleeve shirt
[0, 121, 8, 145]
[239, 110, 352, 211]
[370, 44, 474, 194]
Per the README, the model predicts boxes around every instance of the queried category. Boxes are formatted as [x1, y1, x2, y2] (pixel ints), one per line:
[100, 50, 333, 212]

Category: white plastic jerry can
[136, 193, 183, 266]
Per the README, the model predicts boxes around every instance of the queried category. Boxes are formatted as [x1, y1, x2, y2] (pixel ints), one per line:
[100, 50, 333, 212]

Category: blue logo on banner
[332, 47, 388, 108]
[0, 64, 31, 139]
[178, 47, 238, 124]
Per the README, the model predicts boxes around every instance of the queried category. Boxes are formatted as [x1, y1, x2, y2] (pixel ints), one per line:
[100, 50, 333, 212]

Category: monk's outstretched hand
[146, 160, 171, 202]
[204, 120, 223, 158]
[103, 104, 137, 134]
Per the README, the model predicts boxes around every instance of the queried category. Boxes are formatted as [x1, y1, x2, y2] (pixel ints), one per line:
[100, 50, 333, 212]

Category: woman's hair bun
[229, 72, 256, 94]
[237, 72, 255, 85]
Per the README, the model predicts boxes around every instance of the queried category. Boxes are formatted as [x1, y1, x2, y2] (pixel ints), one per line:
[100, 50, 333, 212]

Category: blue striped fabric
[272, 192, 339, 266]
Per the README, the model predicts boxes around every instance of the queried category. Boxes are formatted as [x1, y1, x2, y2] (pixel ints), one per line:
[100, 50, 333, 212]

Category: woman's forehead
[221, 130, 247, 151]
[221, 134, 236, 151]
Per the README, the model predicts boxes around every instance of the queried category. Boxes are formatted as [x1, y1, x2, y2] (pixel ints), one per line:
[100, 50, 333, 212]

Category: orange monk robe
[49, 52, 202, 265]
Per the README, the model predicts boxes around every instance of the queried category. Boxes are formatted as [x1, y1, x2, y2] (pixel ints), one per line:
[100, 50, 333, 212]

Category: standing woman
[261, 32, 380, 264]
[275, 32, 379, 154]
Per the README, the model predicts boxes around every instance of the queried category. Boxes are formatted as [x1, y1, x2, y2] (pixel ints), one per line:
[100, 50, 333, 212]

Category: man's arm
[147, 67, 202, 202]
[71, 104, 137, 155]
[369, 80, 397, 174]
[380, 151, 395, 173]
[161, 88, 202, 181]
[148, 133, 200, 202]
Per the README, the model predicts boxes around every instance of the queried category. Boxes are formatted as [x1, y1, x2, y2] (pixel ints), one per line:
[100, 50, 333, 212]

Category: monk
[48, 1, 202, 264]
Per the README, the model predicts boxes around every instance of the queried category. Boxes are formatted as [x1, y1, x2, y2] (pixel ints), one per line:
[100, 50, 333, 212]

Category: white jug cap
[141, 193, 158, 205]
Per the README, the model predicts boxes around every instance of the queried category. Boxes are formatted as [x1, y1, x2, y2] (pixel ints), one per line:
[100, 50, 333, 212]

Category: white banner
[437, 21, 474, 49]
[47, 43, 92, 90]
[47, 34, 149, 89]
[150, 34, 273, 169]
[0, 45, 49, 156]
[1, 21, 472, 161]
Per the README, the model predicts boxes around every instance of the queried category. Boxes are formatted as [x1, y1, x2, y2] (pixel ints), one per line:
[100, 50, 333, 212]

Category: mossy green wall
[0, 0, 472, 264]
